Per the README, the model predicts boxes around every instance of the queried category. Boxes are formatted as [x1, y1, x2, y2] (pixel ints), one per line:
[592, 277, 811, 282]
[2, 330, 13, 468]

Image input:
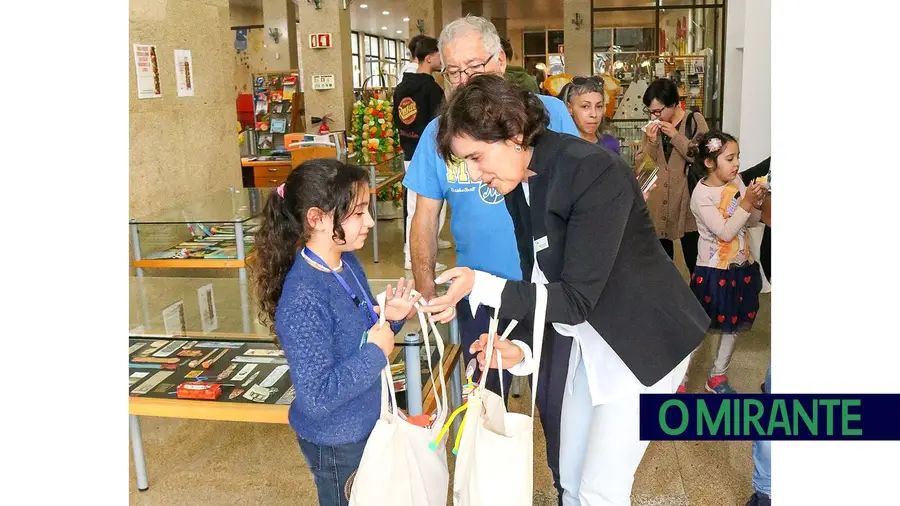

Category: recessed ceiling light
[396, 30, 402, 34]
[403, 17, 409, 21]
[383, 11, 390, 15]
[360, 4, 367, 8]
[381, 26, 388, 30]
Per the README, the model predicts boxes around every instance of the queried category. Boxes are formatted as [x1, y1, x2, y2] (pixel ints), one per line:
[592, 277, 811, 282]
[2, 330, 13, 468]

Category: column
[564, 0, 592, 76]
[262, 0, 299, 70]
[408, 0, 443, 38]
[296, 0, 353, 132]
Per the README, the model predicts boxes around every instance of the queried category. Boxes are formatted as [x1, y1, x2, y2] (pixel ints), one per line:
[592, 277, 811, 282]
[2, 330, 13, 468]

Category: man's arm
[410, 193, 443, 300]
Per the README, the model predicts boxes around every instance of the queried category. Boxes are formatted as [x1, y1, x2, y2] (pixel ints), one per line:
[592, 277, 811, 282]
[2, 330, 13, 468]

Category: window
[400, 39, 410, 68]
[383, 38, 399, 83]
[351, 31, 361, 89]
[364, 34, 382, 87]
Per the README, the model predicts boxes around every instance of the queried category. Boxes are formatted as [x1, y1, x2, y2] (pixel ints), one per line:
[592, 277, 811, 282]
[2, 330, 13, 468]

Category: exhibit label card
[197, 283, 218, 334]
[174, 49, 195, 97]
[133, 43, 162, 99]
[162, 300, 186, 335]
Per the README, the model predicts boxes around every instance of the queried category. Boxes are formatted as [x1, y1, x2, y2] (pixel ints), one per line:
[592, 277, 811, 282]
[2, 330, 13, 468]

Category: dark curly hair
[687, 130, 739, 176]
[250, 158, 369, 333]
[436, 73, 549, 163]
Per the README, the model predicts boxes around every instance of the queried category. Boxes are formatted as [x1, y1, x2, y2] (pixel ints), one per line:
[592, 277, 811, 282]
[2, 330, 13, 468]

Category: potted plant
[375, 182, 404, 220]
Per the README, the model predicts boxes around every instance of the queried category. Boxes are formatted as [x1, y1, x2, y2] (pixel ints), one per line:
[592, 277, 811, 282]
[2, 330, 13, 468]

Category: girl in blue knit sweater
[252, 158, 420, 506]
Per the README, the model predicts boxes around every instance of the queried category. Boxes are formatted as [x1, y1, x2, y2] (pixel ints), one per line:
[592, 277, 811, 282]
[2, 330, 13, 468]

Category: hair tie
[706, 138, 723, 153]
[276, 184, 285, 199]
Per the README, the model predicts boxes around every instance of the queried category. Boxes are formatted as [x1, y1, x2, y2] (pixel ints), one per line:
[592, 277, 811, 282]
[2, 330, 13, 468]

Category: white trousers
[559, 345, 690, 506]
[403, 160, 447, 264]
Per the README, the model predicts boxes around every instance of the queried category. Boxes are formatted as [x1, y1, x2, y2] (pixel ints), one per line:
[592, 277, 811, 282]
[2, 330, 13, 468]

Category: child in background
[685, 131, 766, 394]
[251, 158, 420, 506]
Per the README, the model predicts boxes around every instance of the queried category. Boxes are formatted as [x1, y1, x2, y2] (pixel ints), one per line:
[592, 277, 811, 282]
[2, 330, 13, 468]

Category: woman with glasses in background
[634, 78, 709, 277]
[560, 77, 620, 155]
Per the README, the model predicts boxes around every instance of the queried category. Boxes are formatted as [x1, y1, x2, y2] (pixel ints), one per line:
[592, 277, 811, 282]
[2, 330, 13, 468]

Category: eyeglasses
[442, 54, 496, 84]
[571, 76, 602, 86]
[643, 105, 668, 117]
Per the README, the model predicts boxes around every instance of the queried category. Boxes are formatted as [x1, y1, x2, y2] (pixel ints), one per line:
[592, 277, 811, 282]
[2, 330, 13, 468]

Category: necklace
[300, 248, 342, 272]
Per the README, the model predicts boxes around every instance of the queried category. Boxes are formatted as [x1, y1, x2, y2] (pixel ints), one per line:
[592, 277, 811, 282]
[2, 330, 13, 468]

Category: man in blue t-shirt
[403, 17, 578, 501]
[403, 17, 577, 392]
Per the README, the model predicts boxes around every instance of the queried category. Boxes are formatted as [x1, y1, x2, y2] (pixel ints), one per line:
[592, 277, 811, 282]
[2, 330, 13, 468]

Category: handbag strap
[479, 283, 548, 417]
[375, 290, 448, 425]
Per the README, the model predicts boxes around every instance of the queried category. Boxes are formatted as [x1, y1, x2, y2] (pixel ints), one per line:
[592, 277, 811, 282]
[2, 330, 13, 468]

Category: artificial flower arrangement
[377, 182, 404, 206]
[351, 96, 403, 164]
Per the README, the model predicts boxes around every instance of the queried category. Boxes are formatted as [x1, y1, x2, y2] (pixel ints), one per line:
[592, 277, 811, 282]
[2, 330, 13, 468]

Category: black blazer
[499, 131, 710, 386]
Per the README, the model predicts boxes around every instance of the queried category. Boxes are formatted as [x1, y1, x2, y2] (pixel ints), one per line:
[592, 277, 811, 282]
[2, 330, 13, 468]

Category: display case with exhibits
[129, 187, 265, 276]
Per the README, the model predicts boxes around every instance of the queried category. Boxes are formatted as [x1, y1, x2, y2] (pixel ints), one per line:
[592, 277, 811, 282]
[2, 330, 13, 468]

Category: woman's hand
[642, 183, 657, 202]
[367, 322, 395, 358]
[469, 333, 525, 370]
[657, 120, 678, 138]
[377, 277, 421, 322]
[420, 267, 475, 323]
[740, 182, 767, 212]
[646, 122, 659, 144]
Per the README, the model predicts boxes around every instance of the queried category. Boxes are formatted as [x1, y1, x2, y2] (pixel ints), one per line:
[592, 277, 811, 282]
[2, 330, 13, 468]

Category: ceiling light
[360, 4, 367, 8]
[403, 17, 409, 22]
[383, 11, 390, 15]
[396, 30, 402, 34]
[381, 26, 388, 30]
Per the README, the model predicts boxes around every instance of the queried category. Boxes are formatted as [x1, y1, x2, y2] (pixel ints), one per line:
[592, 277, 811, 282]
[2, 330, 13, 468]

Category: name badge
[534, 236, 549, 253]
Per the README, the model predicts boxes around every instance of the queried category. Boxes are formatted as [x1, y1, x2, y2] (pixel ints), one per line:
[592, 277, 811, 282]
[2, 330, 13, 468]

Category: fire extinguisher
[318, 113, 333, 135]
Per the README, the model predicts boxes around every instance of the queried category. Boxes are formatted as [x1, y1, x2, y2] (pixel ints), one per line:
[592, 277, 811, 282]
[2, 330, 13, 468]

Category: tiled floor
[129, 216, 770, 505]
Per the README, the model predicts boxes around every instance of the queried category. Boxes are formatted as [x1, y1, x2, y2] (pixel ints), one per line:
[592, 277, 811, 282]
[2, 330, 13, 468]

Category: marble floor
[129, 216, 771, 506]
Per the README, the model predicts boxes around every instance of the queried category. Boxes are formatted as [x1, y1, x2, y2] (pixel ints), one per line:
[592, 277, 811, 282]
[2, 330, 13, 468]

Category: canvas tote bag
[349, 296, 451, 506]
[452, 283, 548, 506]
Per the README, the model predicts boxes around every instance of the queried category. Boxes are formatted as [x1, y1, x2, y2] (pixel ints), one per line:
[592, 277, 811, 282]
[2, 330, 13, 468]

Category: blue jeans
[298, 437, 367, 506]
[752, 366, 772, 497]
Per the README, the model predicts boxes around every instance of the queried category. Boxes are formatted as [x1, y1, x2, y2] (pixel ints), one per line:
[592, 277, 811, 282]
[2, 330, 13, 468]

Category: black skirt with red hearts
[690, 262, 762, 333]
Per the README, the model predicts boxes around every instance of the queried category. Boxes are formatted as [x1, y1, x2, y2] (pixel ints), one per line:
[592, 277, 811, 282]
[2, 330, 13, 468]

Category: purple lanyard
[302, 248, 378, 326]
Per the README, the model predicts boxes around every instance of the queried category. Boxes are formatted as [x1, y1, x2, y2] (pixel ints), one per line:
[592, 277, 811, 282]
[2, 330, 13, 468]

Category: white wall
[722, 0, 770, 169]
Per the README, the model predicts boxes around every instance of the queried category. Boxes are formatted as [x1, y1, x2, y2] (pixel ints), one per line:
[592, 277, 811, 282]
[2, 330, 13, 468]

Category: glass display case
[128, 275, 464, 490]
[129, 188, 265, 279]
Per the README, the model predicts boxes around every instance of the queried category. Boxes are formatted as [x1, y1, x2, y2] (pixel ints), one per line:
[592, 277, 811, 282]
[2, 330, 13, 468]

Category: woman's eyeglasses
[571, 76, 603, 86]
[643, 106, 667, 117]
[442, 54, 496, 84]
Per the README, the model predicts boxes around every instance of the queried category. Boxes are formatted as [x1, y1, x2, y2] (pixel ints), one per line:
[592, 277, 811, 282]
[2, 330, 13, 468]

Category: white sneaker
[438, 239, 452, 250]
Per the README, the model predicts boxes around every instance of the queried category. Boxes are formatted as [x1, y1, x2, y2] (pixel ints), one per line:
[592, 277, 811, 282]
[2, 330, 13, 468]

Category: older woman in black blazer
[424, 74, 709, 506]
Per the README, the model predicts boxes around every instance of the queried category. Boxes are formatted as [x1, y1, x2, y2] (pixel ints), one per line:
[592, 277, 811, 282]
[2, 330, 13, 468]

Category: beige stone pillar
[459, 0, 482, 19]
[262, 0, 299, 70]
[295, 1, 353, 132]
[564, 0, 592, 77]
[408, 0, 443, 38]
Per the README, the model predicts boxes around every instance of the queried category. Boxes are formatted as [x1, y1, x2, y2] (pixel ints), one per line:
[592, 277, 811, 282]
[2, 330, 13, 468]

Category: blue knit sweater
[275, 252, 403, 446]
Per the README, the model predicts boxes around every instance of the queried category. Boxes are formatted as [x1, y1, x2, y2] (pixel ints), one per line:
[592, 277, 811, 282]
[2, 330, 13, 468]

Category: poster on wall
[133, 43, 162, 99]
[174, 49, 195, 97]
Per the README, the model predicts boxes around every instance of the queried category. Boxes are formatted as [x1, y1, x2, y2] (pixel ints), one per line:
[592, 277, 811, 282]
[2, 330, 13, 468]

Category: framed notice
[174, 49, 195, 97]
[133, 43, 162, 99]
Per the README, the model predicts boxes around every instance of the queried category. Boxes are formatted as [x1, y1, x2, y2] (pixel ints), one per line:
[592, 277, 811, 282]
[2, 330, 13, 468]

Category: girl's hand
[367, 322, 395, 358]
[379, 277, 421, 322]
[421, 267, 475, 323]
[740, 182, 766, 212]
[469, 333, 525, 370]
[657, 120, 678, 138]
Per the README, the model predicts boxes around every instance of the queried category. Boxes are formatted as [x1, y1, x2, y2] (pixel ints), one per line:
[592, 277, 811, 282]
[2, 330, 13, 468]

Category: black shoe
[746, 492, 771, 506]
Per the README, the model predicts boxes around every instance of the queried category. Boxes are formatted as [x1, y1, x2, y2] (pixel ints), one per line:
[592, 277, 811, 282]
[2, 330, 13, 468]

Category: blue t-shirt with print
[402, 94, 579, 280]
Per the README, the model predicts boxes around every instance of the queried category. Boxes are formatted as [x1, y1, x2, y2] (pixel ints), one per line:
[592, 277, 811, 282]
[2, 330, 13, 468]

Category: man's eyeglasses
[442, 54, 496, 84]
[643, 106, 667, 117]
